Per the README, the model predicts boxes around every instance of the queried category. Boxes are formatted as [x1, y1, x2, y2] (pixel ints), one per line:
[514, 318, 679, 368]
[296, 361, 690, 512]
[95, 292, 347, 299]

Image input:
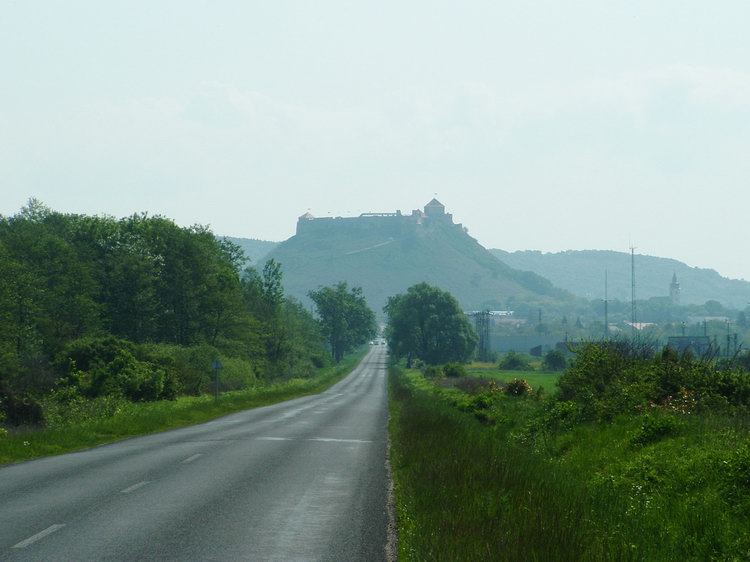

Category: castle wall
[296, 214, 418, 237]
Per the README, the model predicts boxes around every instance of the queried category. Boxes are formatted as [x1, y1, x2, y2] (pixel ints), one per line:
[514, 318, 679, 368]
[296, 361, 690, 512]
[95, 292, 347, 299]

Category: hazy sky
[2, 1, 750, 280]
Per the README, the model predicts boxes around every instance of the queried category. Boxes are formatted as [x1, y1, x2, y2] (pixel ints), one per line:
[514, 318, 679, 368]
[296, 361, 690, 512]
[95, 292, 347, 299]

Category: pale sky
[2, 1, 750, 280]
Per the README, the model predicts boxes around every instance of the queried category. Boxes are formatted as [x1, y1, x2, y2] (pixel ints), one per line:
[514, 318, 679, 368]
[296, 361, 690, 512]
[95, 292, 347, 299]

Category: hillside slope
[491, 249, 750, 308]
[265, 220, 572, 313]
[221, 237, 278, 265]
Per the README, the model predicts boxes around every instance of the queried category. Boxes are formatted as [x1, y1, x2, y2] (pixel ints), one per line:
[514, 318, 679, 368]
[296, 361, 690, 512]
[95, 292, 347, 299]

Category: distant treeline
[0, 200, 332, 425]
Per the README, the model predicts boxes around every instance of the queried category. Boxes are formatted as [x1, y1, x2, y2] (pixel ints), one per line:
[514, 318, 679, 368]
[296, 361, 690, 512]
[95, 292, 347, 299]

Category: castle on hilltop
[296, 198, 466, 236]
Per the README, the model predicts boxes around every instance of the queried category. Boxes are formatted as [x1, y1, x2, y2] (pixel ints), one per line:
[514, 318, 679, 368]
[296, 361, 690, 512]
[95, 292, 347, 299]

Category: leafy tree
[543, 349, 567, 371]
[385, 283, 476, 365]
[498, 351, 533, 371]
[309, 282, 376, 362]
[244, 261, 327, 375]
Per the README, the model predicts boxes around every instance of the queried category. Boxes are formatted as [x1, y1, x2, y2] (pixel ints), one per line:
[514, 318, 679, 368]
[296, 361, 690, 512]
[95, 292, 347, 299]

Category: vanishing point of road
[0, 346, 390, 561]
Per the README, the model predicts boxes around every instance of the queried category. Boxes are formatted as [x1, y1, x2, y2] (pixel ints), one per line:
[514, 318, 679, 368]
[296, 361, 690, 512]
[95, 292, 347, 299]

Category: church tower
[669, 273, 681, 305]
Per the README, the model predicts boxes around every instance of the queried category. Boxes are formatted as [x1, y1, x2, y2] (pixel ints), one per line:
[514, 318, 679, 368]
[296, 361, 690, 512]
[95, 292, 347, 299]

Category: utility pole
[604, 269, 609, 339]
[726, 320, 731, 358]
[630, 245, 637, 339]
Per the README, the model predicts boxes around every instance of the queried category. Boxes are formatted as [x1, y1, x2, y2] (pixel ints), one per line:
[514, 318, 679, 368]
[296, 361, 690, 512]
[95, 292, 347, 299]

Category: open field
[464, 362, 562, 392]
[0, 350, 367, 465]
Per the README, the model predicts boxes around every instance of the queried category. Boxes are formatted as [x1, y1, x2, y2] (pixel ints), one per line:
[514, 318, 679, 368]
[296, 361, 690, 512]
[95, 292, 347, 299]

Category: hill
[263, 201, 573, 314]
[221, 237, 278, 265]
[491, 249, 750, 309]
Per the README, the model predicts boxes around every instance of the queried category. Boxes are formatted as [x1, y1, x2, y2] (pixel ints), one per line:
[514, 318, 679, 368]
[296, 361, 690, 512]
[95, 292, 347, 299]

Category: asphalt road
[0, 346, 390, 561]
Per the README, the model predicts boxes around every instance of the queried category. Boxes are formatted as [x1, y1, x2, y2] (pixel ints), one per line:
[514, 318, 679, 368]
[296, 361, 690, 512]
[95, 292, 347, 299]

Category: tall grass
[389, 367, 750, 561]
[0, 350, 366, 465]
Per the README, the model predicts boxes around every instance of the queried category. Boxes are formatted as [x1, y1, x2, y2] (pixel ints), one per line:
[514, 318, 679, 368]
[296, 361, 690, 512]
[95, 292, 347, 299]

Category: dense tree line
[0, 200, 357, 425]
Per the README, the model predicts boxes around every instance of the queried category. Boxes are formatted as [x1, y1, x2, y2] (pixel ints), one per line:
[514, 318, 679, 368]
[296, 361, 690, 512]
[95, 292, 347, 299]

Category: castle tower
[424, 198, 446, 217]
[296, 212, 315, 234]
[669, 272, 680, 305]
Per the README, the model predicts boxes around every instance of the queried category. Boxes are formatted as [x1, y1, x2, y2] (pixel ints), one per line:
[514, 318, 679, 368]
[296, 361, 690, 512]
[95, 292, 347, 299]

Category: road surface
[0, 346, 390, 561]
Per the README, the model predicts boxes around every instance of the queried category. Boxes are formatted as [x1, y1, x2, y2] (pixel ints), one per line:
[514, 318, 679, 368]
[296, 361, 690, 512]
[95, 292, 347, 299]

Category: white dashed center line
[181, 454, 203, 464]
[12, 524, 66, 549]
[120, 481, 149, 494]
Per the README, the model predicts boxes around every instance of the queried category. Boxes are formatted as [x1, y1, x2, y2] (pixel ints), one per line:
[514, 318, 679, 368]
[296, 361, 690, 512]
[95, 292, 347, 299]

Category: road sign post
[211, 359, 223, 401]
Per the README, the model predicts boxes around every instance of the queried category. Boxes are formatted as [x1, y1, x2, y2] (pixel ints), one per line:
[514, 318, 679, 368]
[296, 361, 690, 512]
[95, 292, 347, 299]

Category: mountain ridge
[491, 249, 750, 309]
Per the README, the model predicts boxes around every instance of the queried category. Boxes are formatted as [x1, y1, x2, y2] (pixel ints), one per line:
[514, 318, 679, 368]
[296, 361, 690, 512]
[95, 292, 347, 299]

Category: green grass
[464, 362, 562, 392]
[0, 350, 366, 465]
[389, 366, 750, 561]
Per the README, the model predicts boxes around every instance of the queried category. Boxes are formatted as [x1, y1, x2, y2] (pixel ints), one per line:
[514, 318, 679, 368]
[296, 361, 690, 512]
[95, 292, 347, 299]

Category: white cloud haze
[2, 1, 750, 281]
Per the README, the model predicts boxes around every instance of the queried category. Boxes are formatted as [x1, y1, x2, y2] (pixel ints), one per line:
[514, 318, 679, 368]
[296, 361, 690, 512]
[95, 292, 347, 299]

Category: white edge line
[12, 524, 66, 549]
[181, 453, 203, 464]
[120, 480, 149, 494]
[308, 438, 373, 444]
[255, 437, 293, 441]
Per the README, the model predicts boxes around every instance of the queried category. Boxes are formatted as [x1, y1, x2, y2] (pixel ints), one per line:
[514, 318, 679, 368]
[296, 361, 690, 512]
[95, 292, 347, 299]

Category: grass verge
[0, 349, 367, 465]
[388, 366, 750, 561]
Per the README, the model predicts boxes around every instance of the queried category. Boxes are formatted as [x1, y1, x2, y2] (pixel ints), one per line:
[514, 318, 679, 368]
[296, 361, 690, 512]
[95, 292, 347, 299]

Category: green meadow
[464, 362, 562, 392]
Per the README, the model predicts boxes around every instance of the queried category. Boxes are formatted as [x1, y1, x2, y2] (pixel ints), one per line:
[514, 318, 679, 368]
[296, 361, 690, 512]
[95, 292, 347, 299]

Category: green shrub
[498, 351, 533, 371]
[423, 365, 443, 379]
[57, 337, 178, 402]
[0, 389, 44, 426]
[631, 414, 682, 446]
[443, 362, 467, 378]
[542, 349, 567, 371]
[56, 335, 135, 375]
[216, 356, 256, 390]
[40, 388, 129, 429]
[505, 378, 533, 396]
[555, 341, 750, 421]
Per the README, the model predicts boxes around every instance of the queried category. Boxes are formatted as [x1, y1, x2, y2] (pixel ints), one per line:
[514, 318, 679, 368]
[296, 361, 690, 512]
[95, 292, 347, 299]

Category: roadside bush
[57, 337, 179, 402]
[0, 405, 7, 436]
[498, 351, 533, 371]
[0, 387, 44, 426]
[167, 344, 217, 395]
[40, 387, 128, 429]
[542, 349, 567, 371]
[310, 352, 328, 369]
[443, 362, 467, 378]
[216, 356, 256, 391]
